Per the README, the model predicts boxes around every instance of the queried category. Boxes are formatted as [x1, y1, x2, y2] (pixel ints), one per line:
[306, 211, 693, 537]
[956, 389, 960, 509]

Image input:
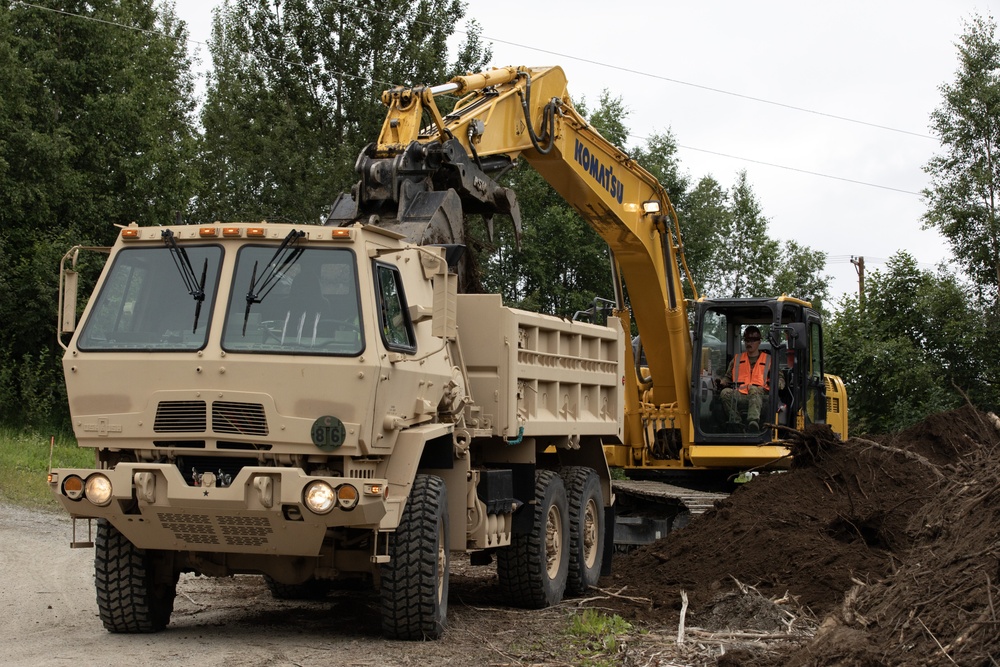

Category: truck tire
[560, 466, 605, 595]
[263, 576, 332, 600]
[380, 474, 449, 640]
[95, 519, 177, 633]
[497, 469, 569, 608]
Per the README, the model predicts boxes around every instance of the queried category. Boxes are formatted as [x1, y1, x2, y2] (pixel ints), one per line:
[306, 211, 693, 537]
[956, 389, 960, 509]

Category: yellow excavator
[328, 64, 849, 542]
[327, 67, 847, 543]
[327, 67, 847, 476]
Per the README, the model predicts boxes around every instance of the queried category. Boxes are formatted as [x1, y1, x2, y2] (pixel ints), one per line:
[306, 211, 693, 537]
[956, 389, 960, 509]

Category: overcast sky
[172, 0, 1000, 301]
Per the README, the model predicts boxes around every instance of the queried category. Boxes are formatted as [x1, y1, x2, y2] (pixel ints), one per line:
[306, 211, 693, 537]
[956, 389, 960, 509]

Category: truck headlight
[85, 474, 113, 506]
[303, 481, 336, 514]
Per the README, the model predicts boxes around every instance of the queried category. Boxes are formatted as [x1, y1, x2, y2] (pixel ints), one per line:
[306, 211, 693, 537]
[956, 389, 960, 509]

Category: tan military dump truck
[51, 221, 622, 639]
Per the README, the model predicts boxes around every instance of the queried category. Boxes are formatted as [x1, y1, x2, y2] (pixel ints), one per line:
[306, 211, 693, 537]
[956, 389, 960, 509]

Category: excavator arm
[327, 65, 699, 451]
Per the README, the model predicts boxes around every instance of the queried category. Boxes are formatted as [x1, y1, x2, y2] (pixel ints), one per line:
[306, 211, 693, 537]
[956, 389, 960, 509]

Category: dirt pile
[602, 405, 1000, 666]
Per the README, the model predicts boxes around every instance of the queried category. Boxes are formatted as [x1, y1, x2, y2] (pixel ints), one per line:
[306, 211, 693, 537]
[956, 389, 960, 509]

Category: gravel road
[0, 503, 578, 667]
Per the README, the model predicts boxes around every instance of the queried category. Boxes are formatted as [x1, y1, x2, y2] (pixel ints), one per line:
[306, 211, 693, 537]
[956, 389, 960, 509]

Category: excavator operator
[718, 326, 778, 432]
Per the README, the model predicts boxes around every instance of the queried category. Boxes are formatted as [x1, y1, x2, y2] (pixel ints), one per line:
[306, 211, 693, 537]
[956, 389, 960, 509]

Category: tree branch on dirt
[852, 437, 947, 482]
[577, 587, 652, 608]
[677, 590, 688, 644]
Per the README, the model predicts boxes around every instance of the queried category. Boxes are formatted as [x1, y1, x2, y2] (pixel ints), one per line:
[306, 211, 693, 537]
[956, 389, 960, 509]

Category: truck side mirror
[60, 268, 79, 335]
[58, 245, 111, 349]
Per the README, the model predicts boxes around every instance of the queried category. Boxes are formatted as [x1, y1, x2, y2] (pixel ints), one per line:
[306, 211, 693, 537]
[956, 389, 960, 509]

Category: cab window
[78, 246, 222, 351]
[374, 262, 415, 352]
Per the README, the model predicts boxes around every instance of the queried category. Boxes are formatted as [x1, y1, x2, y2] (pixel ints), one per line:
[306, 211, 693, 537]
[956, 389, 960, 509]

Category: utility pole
[851, 256, 865, 311]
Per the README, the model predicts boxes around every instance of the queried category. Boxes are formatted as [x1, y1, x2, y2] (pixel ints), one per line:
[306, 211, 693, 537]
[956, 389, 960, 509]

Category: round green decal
[312, 415, 346, 451]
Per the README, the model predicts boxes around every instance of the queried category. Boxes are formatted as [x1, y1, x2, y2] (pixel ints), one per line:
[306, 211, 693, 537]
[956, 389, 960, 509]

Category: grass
[0, 427, 93, 508]
[565, 609, 635, 666]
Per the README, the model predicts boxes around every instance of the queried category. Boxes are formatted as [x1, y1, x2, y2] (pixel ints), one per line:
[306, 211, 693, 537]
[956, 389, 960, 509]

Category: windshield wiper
[243, 229, 306, 335]
[162, 229, 208, 333]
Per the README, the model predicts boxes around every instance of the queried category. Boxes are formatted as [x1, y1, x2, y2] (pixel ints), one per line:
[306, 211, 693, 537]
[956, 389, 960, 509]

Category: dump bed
[456, 294, 624, 442]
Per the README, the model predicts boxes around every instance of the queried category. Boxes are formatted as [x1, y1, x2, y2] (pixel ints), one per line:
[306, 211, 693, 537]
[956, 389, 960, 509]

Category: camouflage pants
[720, 385, 766, 424]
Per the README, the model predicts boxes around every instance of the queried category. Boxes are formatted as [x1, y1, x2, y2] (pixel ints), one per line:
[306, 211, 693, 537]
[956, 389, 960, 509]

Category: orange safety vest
[732, 352, 770, 394]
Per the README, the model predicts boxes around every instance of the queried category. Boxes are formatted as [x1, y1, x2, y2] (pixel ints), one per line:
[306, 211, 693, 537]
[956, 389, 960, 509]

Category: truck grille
[154, 401, 207, 432]
[152, 400, 268, 436]
[213, 401, 268, 436]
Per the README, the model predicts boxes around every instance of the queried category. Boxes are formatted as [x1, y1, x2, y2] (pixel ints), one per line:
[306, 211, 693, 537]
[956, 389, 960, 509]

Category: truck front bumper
[48, 463, 388, 557]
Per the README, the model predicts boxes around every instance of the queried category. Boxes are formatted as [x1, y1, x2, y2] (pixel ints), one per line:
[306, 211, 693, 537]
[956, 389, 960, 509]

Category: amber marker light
[121, 228, 140, 240]
[247, 227, 266, 237]
[62, 474, 85, 501]
[336, 484, 359, 510]
[222, 227, 242, 237]
[330, 228, 353, 240]
[364, 483, 384, 497]
[199, 226, 218, 237]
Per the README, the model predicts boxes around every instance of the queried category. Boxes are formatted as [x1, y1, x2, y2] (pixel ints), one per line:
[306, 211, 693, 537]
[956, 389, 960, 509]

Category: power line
[322, 0, 936, 141]
[15, 0, 936, 142]
[13, 0, 187, 42]
[669, 142, 923, 196]
[11, 0, 391, 87]
[473, 33, 935, 141]
[12, 0, 932, 196]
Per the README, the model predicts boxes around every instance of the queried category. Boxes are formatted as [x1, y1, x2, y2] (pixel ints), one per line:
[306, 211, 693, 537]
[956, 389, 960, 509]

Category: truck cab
[52, 220, 622, 639]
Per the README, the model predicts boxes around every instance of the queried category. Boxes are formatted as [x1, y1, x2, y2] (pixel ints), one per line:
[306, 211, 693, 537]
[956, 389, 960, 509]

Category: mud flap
[601, 505, 615, 576]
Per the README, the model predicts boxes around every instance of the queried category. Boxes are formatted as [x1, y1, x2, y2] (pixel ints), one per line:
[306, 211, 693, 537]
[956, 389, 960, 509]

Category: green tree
[632, 129, 690, 212]
[825, 252, 991, 434]
[196, 0, 489, 224]
[923, 13, 1000, 302]
[678, 170, 828, 303]
[584, 90, 630, 146]
[769, 240, 832, 311]
[679, 175, 729, 297]
[719, 170, 779, 297]
[0, 0, 198, 426]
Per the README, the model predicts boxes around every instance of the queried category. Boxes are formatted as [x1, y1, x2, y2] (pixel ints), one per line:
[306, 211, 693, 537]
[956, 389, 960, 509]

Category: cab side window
[374, 262, 415, 352]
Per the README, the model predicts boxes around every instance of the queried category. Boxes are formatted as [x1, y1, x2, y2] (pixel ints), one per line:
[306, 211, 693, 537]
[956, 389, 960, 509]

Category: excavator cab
[690, 296, 829, 444]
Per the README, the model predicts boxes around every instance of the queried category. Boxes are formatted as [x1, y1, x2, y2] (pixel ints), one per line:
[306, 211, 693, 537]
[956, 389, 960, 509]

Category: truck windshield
[221, 246, 363, 356]
[77, 246, 223, 351]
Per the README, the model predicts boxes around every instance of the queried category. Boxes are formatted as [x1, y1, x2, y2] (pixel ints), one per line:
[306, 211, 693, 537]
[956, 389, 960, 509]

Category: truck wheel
[263, 576, 332, 600]
[560, 466, 605, 595]
[380, 474, 449, 640]
[95, 519, 177, 633]
[497, 469, 569, 608]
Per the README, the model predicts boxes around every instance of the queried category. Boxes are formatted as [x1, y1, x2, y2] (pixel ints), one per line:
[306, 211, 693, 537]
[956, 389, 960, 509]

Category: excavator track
[611, 479, 730, 547]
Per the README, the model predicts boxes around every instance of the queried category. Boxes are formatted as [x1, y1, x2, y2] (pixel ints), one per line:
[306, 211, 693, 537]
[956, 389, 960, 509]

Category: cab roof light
[330, 228, 353, 240]
[222, 227, 242, 237]
[121, 228, 140, 240]
[199, 227, 218, 237]
[247, 227, 266, 237]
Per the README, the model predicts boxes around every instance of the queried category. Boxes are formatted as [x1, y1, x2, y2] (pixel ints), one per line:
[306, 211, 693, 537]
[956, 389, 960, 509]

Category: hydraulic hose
[516, 71, 557, 155]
